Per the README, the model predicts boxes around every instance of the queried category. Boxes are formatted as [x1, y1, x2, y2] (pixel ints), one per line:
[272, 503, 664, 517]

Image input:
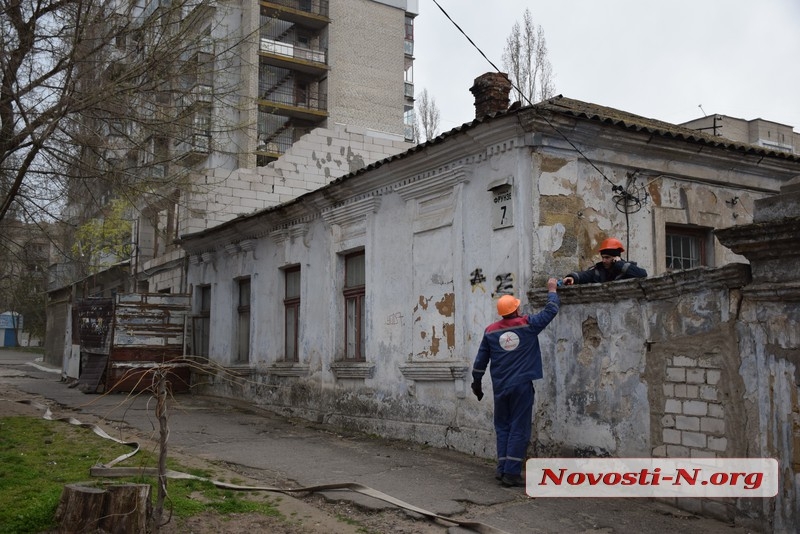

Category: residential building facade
[175, 75, 800, 530]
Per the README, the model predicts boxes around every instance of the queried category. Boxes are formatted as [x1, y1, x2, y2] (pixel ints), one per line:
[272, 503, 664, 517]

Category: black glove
[471, 381, 484, 401]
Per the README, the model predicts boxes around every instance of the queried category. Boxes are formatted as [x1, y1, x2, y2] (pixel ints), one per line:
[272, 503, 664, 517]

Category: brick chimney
[470, 72, 512, 119]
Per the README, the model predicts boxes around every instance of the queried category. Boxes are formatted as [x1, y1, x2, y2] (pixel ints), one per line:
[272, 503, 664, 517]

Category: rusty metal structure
[74, 293, 192, 393]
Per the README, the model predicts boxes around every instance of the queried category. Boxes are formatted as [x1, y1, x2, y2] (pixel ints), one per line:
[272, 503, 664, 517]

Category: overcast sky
[413, 0, 800, 134]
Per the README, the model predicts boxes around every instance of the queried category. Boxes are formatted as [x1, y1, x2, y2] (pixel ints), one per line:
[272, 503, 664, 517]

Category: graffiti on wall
[470, 268, 487, 293]
[470, 268, 517, 298]
[493, 272, 515, 297]
[385, 312, 405, 326]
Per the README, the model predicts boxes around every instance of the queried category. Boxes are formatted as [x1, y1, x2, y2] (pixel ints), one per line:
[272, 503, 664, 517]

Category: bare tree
[415, 88, 440, 143]
[2, 3, 247, 526]
[1, 0, 246, 283]
[501, 8, 555, 106]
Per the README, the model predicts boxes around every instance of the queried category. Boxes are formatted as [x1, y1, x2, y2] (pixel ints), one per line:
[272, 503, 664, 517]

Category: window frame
[343, 251, 365, 362]
[193, 284, 211, 358]
[235, 277, 251, 363]
[283, 266, 301, 362]
[665, 225, 710, 271]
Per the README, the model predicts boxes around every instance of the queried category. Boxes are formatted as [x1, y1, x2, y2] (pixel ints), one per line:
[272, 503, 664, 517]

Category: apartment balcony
[260, 0, 330, 29]
[177, 84, 213, 113]
[256, 122, 314, 165]
[184, 36, 214, 63]
[144, 164, 167, 181]
[257, 83, 327, 122]
[141, 0, 171, 21]
[180, 0, 216, 31]
[174, 134, 210, 164]
[259, 37, 328, 75]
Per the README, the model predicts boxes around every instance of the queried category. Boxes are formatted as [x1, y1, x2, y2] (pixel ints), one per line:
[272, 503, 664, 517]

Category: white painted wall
[182, 107, 800, 529]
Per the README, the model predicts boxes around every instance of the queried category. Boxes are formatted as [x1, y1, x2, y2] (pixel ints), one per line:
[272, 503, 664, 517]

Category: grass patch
[0, 416, 282, 533]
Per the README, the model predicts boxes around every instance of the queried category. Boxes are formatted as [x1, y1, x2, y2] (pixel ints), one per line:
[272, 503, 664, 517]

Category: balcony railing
[404, 82, 414, 99]
[175, 134, 210, 163]
[263, 0, 329, 17]
[260, 37, 327, 65]
[258, 83, 327, 114]
[177, 84, 213, 111]
[257, 123, 312, 159]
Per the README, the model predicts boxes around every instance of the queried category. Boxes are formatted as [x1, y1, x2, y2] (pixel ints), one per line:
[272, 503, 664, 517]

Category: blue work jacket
[471, 292, 560, 394]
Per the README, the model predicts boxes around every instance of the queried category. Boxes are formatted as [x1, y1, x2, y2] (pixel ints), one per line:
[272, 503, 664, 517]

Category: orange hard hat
[496, 295, 521, 316]
[598, 237, 624, 253]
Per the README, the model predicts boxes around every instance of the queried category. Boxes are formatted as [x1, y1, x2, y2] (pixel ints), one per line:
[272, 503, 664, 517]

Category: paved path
[0, 349, 760, 533]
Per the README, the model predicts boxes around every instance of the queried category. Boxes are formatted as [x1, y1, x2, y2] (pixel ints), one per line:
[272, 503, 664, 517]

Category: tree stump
[101, 484, 152, 534]
[55, 483, 152, 534]
[54, 484, 106, 532]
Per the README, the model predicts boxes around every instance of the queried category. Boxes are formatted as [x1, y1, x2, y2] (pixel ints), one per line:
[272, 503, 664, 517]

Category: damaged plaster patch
[346, 146, 365, 173]
[443, 323, 455, 349]
[539, 154, 569, 173]
[429, 326, 440, 355]
[434, 293, 455, 317]
[578, 316, 602, 367]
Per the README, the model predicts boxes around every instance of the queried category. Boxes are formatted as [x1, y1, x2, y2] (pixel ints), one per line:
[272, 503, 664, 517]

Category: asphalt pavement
[0, 349, 761, 534]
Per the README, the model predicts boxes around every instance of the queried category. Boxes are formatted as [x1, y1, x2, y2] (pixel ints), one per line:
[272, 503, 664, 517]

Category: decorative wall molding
[393, 165, 471, 201]
[399, 362, 469, 398]
[330, 361, 375, 379]
[320, 196, 381, 241]
[269, 362, 310, 377]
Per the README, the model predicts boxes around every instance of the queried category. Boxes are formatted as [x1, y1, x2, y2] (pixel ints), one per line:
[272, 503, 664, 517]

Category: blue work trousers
[493, 381, 534, 477]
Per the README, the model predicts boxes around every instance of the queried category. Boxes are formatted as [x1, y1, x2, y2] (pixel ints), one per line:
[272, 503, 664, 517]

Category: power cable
[429, 0, 648, 223]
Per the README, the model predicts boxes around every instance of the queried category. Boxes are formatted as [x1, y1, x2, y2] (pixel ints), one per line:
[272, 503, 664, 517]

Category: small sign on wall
[491, 184, 513, 230]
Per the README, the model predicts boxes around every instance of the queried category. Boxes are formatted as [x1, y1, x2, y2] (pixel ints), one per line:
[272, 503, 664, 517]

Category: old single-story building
[178, 74, 800, 530]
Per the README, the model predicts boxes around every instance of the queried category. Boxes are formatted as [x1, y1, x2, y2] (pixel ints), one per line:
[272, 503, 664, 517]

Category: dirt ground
[0, 383, 450, 534]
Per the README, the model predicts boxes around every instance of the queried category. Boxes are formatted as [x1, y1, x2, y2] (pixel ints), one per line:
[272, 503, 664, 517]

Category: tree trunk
[55, 483, 152, 534]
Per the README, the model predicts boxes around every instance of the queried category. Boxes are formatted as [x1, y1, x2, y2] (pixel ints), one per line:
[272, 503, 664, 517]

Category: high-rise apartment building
[135, 0, 418, 293]
[53, 0, 418, 295]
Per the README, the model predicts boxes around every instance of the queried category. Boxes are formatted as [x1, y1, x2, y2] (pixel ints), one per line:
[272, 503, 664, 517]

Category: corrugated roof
[533, 96, 800, 161]
[179, 95, 799, 243]
[341, 95, 799, 183]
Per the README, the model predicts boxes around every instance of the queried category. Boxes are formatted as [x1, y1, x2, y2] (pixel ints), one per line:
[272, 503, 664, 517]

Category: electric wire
[429, 0, 647, 216]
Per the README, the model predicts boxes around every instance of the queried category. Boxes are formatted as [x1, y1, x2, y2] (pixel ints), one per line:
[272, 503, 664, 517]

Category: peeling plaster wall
[736, 296, 800, 532]
[184, 116, 800, 531]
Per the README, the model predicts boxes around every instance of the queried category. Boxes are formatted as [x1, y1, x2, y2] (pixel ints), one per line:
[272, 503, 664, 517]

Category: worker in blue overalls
[471, 278, 560, 487]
